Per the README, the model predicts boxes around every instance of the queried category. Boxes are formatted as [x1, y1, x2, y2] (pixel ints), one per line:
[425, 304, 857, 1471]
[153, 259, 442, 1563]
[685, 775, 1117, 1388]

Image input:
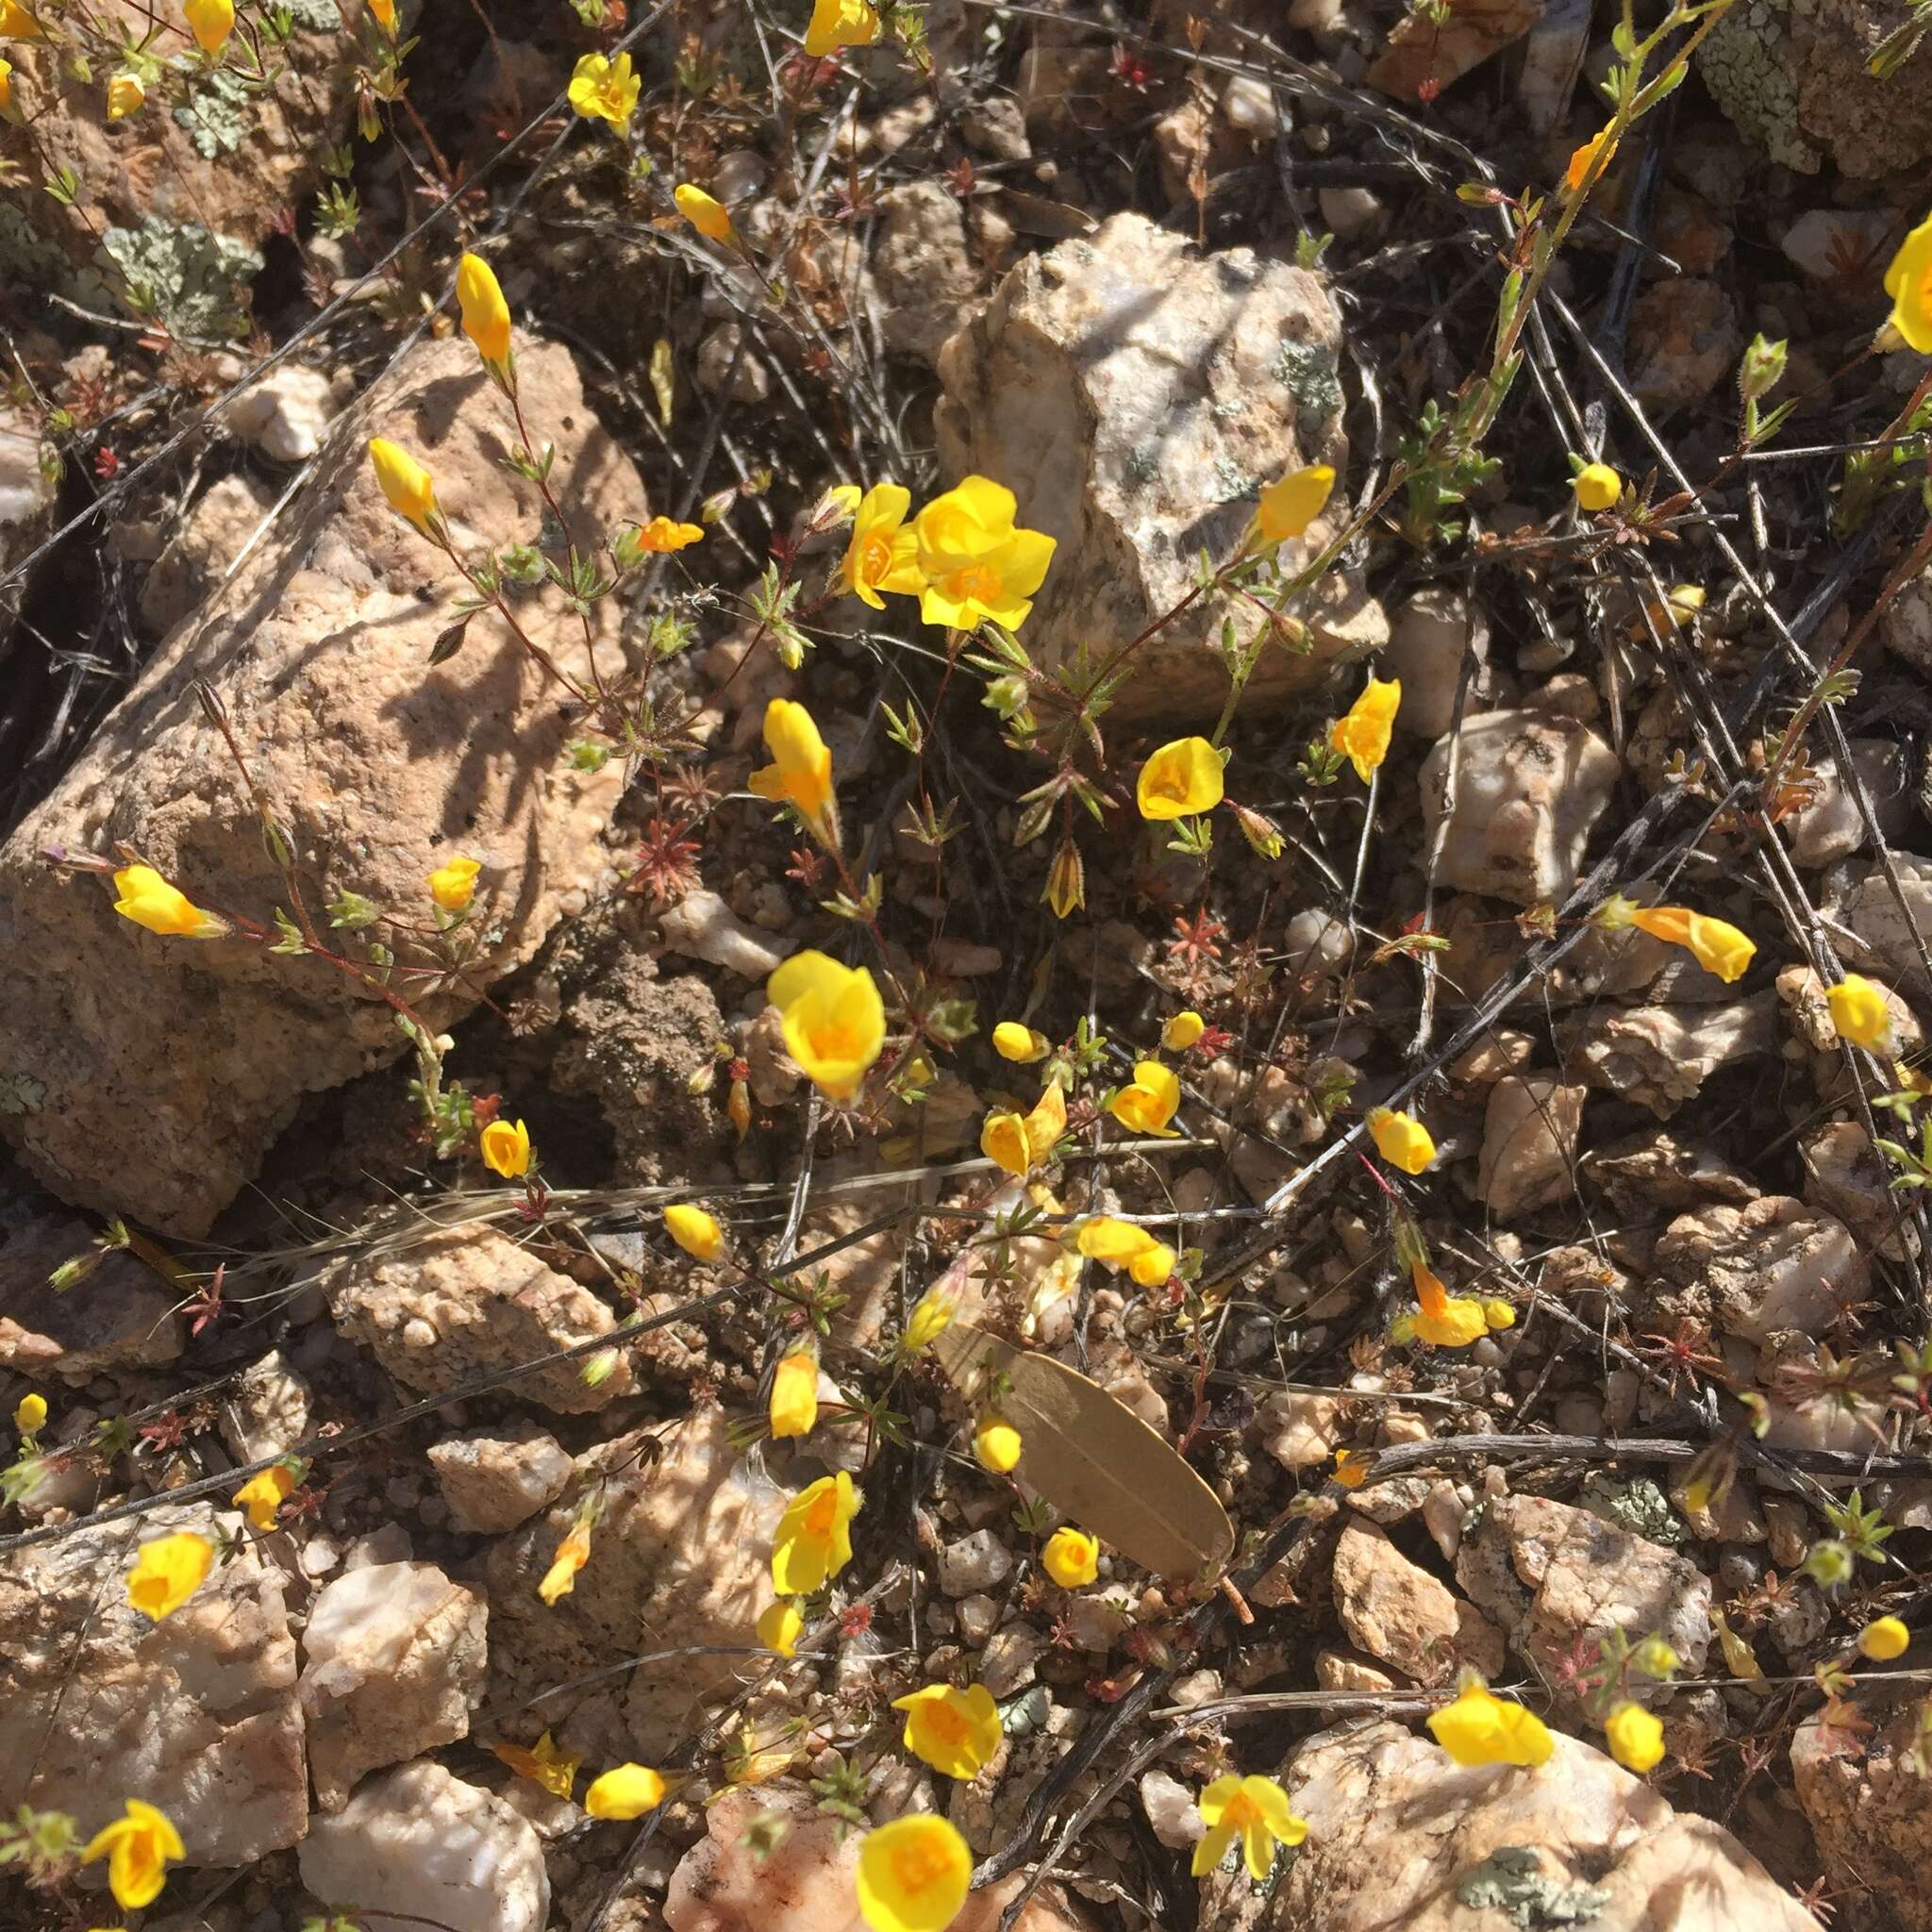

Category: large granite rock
[934, 211, 1383, 720]
[0, 333, 632, 1234]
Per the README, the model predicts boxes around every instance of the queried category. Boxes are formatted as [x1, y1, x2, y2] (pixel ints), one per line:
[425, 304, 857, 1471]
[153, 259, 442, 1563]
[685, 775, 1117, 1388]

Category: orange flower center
[890, 1836, 956, 1898]
[803, 1487, 841, 1538]
[921, 1699, 971, 1746]
[1918, 261, 1932, 317]
[947, 562, 1003, 606]
[1222, 1791, 1260, 1831]
[858, 532, 896, 583]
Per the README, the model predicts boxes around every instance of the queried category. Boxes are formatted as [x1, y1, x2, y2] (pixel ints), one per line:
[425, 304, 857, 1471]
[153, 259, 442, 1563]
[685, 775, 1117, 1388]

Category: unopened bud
[1739, 332, 1787, 403]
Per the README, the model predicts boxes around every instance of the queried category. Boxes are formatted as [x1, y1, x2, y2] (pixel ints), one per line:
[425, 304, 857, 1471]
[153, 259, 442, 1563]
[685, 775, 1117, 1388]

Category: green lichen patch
[99, 218, 263, 341]
[1456, 1848, 1612, 1927]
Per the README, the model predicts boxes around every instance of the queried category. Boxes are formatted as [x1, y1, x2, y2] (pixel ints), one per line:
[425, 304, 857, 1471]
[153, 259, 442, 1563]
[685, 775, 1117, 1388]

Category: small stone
[874, 179, 982, 366]
[0, 1211, 183, 1384]
[1258, 1390, 1342, 1469]
[694, 324, 771, 404]
[1283, 909, 1355, 977]
[298, 1759, 548, 1932]
[709, 148, 766, 203]
[1476, 1075, 1585, 1219]
[1332, 1518, 1506, 1687]
[1317, 185, 1386, 240]
[1628, 278, 1740, 415]
[1223, 74, 1282, 137]
[959, 95, 1031, 161]
[1784, 740, 1909, 865]
[958, 1592, 999, 1645]
[1140, 1770, 1204, 1850]
[219, 1349, 312, 1464]
[1313, 1647, 1399, 1692]
[659, 889, 794, 978]
[930, 938, 1004, 976]
[225, 363, 335, 462]
[941, 1528, 1014, 1598]
[1568, 998, 1779, 1117]
[429, 1423, 575, 1534]
[1653, 1194, 1867, 1343]
[1423, 1483, 1468, 1562]
[981, 1624, 1050, 1696]
[1382, 590, 1492, 738]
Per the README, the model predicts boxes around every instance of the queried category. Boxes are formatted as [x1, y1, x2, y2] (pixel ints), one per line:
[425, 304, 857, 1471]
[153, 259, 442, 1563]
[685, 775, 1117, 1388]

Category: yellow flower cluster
[1108, 1059, 1181, 1137]
[568, 51, 639, 130]
[831, 475, 1056, 633]
[1041, 1524, 1099, 1587]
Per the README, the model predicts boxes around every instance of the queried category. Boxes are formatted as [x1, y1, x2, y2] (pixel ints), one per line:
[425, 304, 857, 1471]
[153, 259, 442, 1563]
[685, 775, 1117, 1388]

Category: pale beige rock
[934, 212, 1376, 720]
[218, 1347, 312, 1462]
[0, 1504, 305, 1866]
[1653, 1194, 1866, 1343]
[665, 1789, 1093, 1932]
[1224, 1723, 1820, 1932]
[0, 399, 54, 646]
[0, 335, 631, 1234]
[429, 1422, 575, 1534]
[1314, 1647, 1400, 1692]
[1257, 1389, 1342, 1470]
[874, 179, 984, 364]
[1382, 588, 1493, 737]
[1419, 710, 1620, 907]
[327, 1224, 633, 1414]
[1792, 1684, 1932, 1930]
[1567, 997, 1779, 1116]
[1804, 1119, 1916, 1261]
[299, 1758, 548, 1932]
[1784, 740, 1910, 865]
[1476, 1074, 1585, 1218]
[1629, 278, 1740, 414]
[1332, 1519, 1505, 1686]
[0, 1210, 182, 1383]
[1846, 855, 1932, 1002]
[485, 1407, 784, 1746]
[1456, 1494, 1710, 1709]
[300, 1561, 488, 1810]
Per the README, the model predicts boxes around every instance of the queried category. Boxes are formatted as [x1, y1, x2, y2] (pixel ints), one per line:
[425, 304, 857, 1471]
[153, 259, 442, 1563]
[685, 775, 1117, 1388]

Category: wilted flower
[568, 51, 639, 129]
[981, 1081, 1066, 1177]
[631, 514, 705, 554]
[1827, 974, 1892, 1050]
[1191, 1774, 1307, 1880]
[233, 1463, 296, 1532]
[806, 0, 880, 57]
[1254, 462, 1335, 544]
[480, 1118, 532, 1178]
[767, 950, 886, 1102]
[585, 1763, 668, 1819]
[837, 482, 924, 608]
[1163, 1010, 1205, 1051]
[1330, 675, 1401, 784]
[83, 1800, 184, 1910]
[1573, 462, 1621, 510]
[427, 855, 480, 911]
[1136, 736, 1224, 820]
[992, 1021, 1049, 1063]
[758, 1597, 805, 1657]
[1333, 1448, 1371, 1489]
[112, 864, 226, 938]
[1365, 1105, 1434, 1174]
[770, 1349, 820, 1439]
[492, 1731, 579, 1801]
[367, 0, 394, 32]
[749, 697, 838, 847]
[539, 1519, 591, 1605]
[1603, 1702, 1664, 1774]
[1108, 1060, 1181, 1138]
[772, 1471, 861, 1595]
[367, 437, 438, 534]
[855, 1814, 972, 1932]
[183, 0, 233, 53]
[892, 1683, 1003, 1779]
[1075, 1215, 1175, 1289]
[1884, 209, 1932, 353]
[106, 73, 144, 118]
[126, 1532, 213, 1622]
[1411, 1260, 1487, 1349]
[664, 1203, 724, 1259]
[1564, 125, 1617, 194]
[674, 182, 736, 243]
[456, 252, 511, 368]
[974, 1413, 1022, 1473]
[1041, 1525, 1100, 1588]
[1043, 837, 1084, 920]
[1426, 1680, 1554, 1767]
[1598, 896, 1755, 984]
[910, 475, 1056, 632]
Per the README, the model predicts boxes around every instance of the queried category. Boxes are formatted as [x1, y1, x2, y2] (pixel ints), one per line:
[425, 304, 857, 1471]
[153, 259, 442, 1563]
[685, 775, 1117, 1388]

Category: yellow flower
[1859, 1615, 1910, 1661]
[1136, 736, 1224, 820]
[0, 1, 43, 36]
[368, 0, 394, 32]
[856, 1814, 972, 1932]
[1366, 1105, 1433, 1174]
[911, 475, 1057, 632]
[1191, 1774, 1307, 1880]
[367, 437, 438, 533]
[767, 950, 886, 1102]
[491, 1730, 579, 1800]
[427, 854, 480, 911]
[1828, 974, 1893, 1050]
[1077, 1216, 1159, 1271]
[749, 697, 838, 846]
[183, 0, 233, 53]
[980, 1081, 1066, 1178]
[107, 73, 144, 118]
[14, 1391, 46, 1438]
[1884, 210, 1932, 352]
[0, 56, 11, 110]
[1411, 1261, 1487, 1349]
[974, 1413, 1022, 1473]
[1565, 125, 1617, 194]
[892, 1683, 1003, 1780]
[569, 51, 639, 129]
[632, 514, 705, 553]
[663, 1203, 724, 1259]
[772, 1471, 860, 1595]
[805, 0, 880, 57]
[480, 1117, 532, 1178]
[1603, 1702, 1665, 1774]
[1108, 1059, 1181, 1138]
[770, 1349, 820, 1439]
[83, 1801, 184, 1911]
[112, 863, 225, 938]
[1041, 1525, 1099, 1588]
[675, 182, 736, 243]
[456, 252, 511, 366]
[837, 482, 924, 608]
[992, 1021, 1049, 1063]
[126, 1532, 212, 1622]
[1573, 462, 1622, 510]
[1162, 1010, 1205, 1051]
[233, 1463, 296, 1532]
[539, 1519, 591, 1605]
[1624, 905, 1756, 984]
[1333, 1448, 1371, 1490]
[585, 1763, 667, 1819]
[1425, 1681, 1554, 1767]
[758, 1597, 805, 1657]
[902, 1285, 957, 1353]
[1330, 675, 1401, 783]
[1482, 1297, 1516, 1333]
[1254, 463, 1335, 544]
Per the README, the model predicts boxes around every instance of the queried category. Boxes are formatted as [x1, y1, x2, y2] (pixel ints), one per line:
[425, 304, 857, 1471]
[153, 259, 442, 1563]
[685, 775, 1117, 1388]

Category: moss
[1699, 0, 1823, 174]
[99, 218, 262, 341]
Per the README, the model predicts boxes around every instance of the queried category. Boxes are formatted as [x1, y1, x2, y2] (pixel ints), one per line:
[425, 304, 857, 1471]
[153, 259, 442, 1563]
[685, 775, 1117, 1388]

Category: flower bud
[1739, 332, 1788, 403]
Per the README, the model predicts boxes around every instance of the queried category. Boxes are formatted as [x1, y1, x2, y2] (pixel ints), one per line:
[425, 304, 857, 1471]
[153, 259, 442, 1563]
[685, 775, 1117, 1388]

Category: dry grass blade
[934, 1323, 1234, 1579]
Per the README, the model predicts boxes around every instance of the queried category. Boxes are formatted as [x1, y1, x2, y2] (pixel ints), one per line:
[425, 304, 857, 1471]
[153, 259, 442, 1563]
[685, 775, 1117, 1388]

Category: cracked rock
[1652, 1194, 1867, 1343]
[1331, 1519, 1505, 1687]
[1566, 997, 1778, 1117]
[1475, 1075, 1585, 1219]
